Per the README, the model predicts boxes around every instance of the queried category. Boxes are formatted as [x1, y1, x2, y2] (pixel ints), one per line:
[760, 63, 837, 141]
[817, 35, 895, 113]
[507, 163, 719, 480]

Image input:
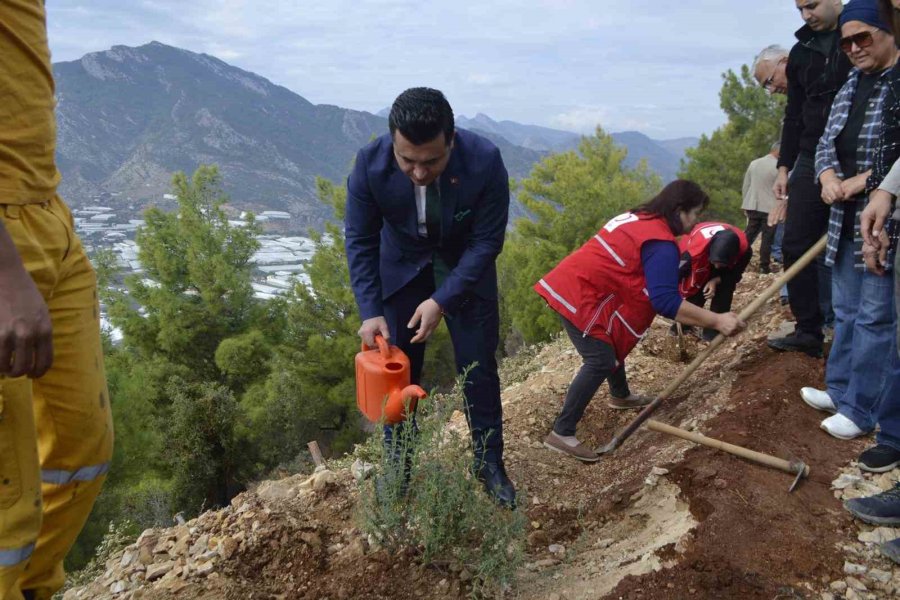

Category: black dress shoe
[767, 330, 823, 358]
[474, 460, 516, 509]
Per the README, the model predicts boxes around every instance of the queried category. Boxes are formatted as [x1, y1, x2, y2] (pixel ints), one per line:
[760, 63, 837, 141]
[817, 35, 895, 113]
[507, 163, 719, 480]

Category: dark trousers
[382, 264, 504, 463]
[744, 210, 775, 270]
[553, 316, 630, 436]
[783, 156, 833, 337]
[687, 249, 752, 339]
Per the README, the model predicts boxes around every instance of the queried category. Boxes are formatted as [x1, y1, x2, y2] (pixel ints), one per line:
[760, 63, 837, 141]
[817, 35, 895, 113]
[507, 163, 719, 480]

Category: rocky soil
[63, 268, 900, 599]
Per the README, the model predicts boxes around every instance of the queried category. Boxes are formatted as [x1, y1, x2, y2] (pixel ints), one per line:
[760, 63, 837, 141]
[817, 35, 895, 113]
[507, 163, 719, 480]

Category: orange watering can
[355, 335, 427, 424]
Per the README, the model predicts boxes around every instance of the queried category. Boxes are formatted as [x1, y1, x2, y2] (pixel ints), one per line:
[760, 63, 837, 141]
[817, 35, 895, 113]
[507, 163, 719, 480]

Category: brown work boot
[607, 393, 653, 410]
[543, 431, 600, 463]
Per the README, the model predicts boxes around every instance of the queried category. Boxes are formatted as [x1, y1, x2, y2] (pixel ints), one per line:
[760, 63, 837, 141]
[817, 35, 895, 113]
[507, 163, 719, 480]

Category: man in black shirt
[762, 0, 851, 358]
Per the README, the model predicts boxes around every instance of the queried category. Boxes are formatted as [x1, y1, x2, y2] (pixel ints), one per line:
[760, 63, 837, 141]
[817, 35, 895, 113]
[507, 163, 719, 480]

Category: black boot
[474, 459, 516, 509]
[767, 328, 823, 358]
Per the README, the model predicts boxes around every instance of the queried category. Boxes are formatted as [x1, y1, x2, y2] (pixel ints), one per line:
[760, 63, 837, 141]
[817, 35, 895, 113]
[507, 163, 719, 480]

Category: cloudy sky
[47, 1, 805, 140]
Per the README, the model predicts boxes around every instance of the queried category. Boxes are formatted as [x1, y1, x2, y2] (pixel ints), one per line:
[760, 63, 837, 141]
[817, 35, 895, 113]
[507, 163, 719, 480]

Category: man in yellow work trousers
[0, 2, 114, 599]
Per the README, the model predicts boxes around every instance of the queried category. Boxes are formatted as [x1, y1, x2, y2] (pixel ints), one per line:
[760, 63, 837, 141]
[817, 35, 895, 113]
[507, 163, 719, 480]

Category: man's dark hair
[388, 87, 455, 146]
[709, 230, 740, 265]
[633, 179, 710, 236]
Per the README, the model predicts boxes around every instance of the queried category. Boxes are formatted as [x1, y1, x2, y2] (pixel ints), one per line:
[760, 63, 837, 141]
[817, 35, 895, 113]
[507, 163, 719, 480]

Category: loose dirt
[64, 269, 899, 600]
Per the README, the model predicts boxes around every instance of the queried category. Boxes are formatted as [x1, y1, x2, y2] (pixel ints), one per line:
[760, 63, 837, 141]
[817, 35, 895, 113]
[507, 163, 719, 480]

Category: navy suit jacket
[345, 128, 510, 320]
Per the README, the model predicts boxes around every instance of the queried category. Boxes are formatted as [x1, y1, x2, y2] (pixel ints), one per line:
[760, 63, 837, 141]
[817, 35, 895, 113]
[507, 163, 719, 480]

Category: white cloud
[46, 0, 802, 138]
[550, 107, 610, 133]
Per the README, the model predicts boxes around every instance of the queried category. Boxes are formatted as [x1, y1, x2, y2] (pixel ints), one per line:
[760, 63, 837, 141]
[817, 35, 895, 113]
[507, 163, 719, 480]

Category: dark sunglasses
[839, 30, 876, 53]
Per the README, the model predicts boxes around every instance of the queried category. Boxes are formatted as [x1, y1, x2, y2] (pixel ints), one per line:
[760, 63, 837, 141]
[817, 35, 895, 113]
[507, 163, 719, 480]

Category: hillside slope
[63, 266, 900, 599]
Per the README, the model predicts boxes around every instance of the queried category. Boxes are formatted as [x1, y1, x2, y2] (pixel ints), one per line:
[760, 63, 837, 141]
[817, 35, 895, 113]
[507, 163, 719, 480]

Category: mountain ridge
[53, 42, 697, 227]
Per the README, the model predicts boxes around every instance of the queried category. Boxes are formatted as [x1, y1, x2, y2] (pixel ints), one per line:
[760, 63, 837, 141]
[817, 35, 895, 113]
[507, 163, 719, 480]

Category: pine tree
[499, 128, 660, 343]
[679, 66, 785, 223]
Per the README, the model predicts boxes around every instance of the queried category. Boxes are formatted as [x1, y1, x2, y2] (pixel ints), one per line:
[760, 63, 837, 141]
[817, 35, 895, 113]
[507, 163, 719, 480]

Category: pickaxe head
[788, 460, 810, 493]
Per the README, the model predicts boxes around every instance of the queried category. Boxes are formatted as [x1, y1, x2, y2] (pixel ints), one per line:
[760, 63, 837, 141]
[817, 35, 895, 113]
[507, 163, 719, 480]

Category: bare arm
[674, 301, 745, 336]
[0, 220, 53, 377]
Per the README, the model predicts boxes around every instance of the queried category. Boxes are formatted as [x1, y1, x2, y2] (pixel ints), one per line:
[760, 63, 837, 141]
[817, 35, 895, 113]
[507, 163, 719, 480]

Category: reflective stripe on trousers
[0, 545, 34, 569]
[41, 464, 110, 486]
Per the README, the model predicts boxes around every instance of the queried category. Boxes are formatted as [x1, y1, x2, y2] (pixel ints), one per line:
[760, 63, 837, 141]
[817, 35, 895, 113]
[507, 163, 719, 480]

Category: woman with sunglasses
[803, 0, 900, 444]
[535, 180, 746, 462]
[843, 0, 900, 566]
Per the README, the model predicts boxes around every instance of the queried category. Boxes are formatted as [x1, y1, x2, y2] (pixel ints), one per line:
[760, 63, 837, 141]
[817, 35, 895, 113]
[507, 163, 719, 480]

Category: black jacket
[778, 24, 852, 171]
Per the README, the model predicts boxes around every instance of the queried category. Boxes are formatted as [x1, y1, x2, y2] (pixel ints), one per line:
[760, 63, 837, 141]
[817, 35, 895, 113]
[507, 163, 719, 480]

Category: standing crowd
[752, 0, 900, 564]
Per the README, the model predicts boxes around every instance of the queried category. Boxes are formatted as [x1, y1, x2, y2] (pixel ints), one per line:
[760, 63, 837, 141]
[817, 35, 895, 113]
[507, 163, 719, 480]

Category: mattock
[645, 420, 810, 492]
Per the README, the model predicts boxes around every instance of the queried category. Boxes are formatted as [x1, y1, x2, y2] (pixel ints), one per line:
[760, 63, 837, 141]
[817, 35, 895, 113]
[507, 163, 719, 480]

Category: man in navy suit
[345, 87, 515, 507]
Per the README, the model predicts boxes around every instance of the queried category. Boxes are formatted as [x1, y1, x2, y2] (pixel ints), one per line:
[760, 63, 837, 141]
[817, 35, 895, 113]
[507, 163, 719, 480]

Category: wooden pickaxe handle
[646, 419, 809, 477]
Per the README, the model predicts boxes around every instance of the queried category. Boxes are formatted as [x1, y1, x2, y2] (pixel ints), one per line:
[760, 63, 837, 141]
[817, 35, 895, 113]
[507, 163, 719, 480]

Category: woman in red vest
[676, 222, 752, 341]
[535, 180, 746, 462]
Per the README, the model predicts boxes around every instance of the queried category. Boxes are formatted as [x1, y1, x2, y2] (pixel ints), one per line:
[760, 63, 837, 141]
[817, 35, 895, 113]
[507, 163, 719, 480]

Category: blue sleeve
[431, 148, 509, 314]
[345, 149, 384, 320]
[640, 240, 683, 319]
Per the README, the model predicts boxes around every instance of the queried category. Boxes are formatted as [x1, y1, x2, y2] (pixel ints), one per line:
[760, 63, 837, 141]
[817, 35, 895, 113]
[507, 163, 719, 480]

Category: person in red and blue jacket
[535, 180, 746, 463]
[676, 222, 752, 341]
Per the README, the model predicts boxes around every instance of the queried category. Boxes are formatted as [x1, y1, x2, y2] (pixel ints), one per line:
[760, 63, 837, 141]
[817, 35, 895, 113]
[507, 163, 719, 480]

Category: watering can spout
[383, 385, 427, 424]
[402, 385, 427, 402]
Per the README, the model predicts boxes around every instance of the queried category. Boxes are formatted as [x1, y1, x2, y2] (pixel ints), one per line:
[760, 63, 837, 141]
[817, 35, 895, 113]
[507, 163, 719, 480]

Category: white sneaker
[821, 414, 866, 440]
[801, 387, 836, 413]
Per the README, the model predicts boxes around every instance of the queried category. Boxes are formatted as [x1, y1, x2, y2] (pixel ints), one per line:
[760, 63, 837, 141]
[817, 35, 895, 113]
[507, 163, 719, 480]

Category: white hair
[751, 45, 789, 82]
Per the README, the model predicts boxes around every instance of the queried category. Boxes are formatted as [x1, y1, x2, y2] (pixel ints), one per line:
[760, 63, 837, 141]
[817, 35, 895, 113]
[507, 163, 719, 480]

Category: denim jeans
[819, 258, 835, 328]
[826, 237, 898, 431]
[772, 222, 784, 263]
[875, 244, 900, 451]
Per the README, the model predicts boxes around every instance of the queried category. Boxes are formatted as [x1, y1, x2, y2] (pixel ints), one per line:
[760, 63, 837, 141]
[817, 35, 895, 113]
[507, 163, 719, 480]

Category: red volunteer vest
[534, 212, 676, 362]
[678, 222, 749, 298]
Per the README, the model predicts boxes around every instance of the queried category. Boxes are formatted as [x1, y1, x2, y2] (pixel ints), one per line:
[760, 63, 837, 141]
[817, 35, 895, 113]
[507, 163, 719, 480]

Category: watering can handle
[361, 334, 391, 358]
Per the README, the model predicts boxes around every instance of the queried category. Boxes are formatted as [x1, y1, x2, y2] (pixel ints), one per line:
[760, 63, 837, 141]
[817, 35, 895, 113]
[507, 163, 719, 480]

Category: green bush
[357, 372, 526, 596]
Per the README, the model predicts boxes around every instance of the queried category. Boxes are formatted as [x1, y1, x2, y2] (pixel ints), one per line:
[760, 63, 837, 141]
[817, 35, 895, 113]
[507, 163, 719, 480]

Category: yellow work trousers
[0, 197, 114, 600]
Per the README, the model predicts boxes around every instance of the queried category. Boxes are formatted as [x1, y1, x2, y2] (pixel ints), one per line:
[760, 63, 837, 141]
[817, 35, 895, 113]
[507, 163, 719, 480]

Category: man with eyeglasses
[753, 45, 789, 95]
[760, 0, 851, 359]
[802, 0, 900, 441]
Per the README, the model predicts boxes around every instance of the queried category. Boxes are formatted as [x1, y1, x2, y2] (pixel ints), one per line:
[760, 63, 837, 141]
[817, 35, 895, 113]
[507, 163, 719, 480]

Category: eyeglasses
[758, 57, 786, 93]
[839, 30, 876, 53]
